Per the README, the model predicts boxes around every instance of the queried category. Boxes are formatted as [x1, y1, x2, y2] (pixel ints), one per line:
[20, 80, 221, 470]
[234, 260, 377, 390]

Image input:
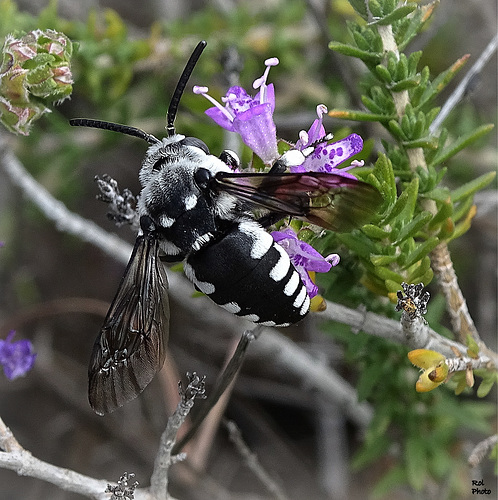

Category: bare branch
[0, 135, 133, 264]
[0, 416, 148, 500]
[468, 434, 498, 468]
[319, 299, 468, 359]
[150, 372, 206, 499]
[224, 419, 289, 500]
[185, 337, 240, 473]
[251, 326, 373, 427]
[430, 33, 498, 133]
[172, 327, 260, 454]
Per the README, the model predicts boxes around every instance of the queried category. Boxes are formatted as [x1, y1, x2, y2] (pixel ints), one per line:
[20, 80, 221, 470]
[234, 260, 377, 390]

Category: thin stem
[172, 327, 260, 455]
[430, 33, 498, 133]
[468, 434, 498, 468]
[224, 419, 289, 500]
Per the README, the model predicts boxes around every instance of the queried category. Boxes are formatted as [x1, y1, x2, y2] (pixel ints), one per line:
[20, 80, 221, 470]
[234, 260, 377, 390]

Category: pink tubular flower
[272, 228, 340, 298]
[193, 58, 279, 164]
[0, 331, 36, 380]
[291, 105, 363, 178]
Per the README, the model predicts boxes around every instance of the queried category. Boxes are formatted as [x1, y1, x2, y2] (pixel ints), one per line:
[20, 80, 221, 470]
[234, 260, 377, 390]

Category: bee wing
[88, 234, 170, 415]
[215, 171, 383, 232]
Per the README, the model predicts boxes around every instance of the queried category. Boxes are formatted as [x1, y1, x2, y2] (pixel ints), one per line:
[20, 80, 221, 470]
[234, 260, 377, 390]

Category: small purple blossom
[0, 331, 36, 380]
[194, 58, 279, 164]
[272, 228, 339, 298]
[291, 105, 363, 178]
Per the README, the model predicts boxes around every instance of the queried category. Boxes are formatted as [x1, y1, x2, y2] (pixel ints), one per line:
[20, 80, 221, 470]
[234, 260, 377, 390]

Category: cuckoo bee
[71, 41, 381, 415]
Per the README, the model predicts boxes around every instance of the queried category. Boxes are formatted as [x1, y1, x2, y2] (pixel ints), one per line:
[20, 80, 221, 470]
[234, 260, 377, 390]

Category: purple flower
[272, 228, 339, 298]
[0, 331, 36, 380]
[194, 58, 279, 164]
[291, 105, 363, 178]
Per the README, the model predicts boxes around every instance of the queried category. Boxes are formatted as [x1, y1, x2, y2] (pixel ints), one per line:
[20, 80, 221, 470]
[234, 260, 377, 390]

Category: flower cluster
[194, 57, 280, 164]
[0, 330, 36, 380]
[196, 57, 364, 300]
[0, 29, 73, 135]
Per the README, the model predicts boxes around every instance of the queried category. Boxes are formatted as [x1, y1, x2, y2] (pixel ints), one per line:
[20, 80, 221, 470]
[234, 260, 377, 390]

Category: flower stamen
[253, 57, 279, 104]
[193, 85, 235, 123]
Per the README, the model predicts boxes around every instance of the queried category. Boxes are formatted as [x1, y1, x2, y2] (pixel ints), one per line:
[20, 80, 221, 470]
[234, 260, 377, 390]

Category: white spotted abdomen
[184, 219, 310, 326]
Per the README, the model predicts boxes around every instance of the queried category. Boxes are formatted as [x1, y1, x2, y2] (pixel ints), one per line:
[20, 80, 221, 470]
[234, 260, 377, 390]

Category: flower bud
[0, 29, 73, 135]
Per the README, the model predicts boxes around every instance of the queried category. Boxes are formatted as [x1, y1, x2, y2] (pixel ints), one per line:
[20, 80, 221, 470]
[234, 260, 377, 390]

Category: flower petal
[303, 133, 363, 174]
[272, 229, 338, 297]
[232, 103, 278, 163]
[408, 349, 446, 369]
[204, 106, 236, 131]
[254, 83, 275, 113]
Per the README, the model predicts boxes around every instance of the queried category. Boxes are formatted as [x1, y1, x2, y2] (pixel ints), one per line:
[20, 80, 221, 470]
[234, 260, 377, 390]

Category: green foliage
[326, 1, 495, 300]
[325, 317, 493, 498]
[323, 0, 497, 494]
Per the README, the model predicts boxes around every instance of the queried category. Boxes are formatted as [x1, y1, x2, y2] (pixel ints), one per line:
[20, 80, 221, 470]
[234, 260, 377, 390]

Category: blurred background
[0, 0, 496, 499]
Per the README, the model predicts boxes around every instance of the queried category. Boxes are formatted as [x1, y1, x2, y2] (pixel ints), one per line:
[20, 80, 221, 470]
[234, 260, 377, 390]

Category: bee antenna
[167, 40, 207, 137]
[69, 118, 161, 145]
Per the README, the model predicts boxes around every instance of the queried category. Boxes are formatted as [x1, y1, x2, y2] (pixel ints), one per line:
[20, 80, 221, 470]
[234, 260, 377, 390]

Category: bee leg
[256, 212, 289, 228]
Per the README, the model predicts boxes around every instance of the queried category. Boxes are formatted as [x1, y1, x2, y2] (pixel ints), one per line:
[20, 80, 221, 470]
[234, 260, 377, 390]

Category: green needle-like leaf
[451, 172, 496, 203]
[430, 124, 495, 166]
[403, 237, 439, 268]
[329, 41, 382, 64]
[369, 3, 417, 25]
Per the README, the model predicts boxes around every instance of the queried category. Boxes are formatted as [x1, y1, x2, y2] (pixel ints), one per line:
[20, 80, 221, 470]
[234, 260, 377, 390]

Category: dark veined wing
[88, 233, 170, 415]
[215, 171, 383, 232]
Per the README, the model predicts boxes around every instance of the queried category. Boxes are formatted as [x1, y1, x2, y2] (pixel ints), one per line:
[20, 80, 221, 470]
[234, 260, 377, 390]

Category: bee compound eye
[194, 167, 212, 190]
[179, 136, 210, 154]
[140, 215, 156, 233]
[219, 150, 240, 170]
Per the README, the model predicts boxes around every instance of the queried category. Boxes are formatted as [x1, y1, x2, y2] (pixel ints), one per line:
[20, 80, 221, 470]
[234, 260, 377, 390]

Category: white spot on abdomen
[238, 220, 273, 259]
[284, 271, 300, 296]
[269, 244, 290, 282]
[293, 287, 307, 308]
[300, 295, 310, 316]
[221, 302, 241, 314]
[183, 261, 215, 294]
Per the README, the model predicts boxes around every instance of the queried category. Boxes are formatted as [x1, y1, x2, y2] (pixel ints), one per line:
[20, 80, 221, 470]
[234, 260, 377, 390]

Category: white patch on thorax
[184, 193, 198, 210]
[159, 240, 182, 256]
[159, 214, 175, 228]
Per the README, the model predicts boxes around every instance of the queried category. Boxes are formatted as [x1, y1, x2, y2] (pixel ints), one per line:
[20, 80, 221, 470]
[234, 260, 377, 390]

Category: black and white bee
[71, 41, 381, 415]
